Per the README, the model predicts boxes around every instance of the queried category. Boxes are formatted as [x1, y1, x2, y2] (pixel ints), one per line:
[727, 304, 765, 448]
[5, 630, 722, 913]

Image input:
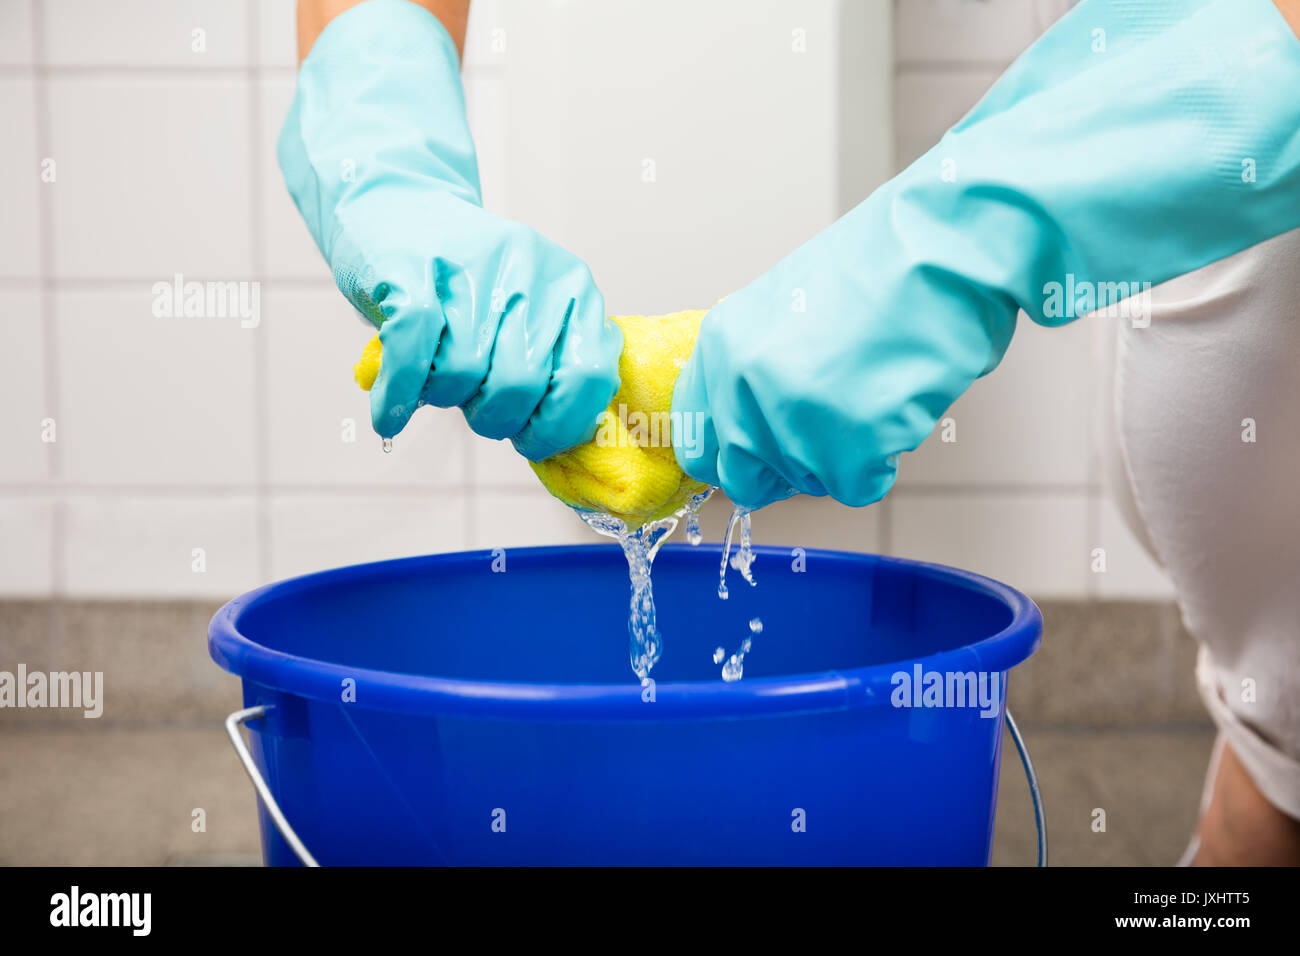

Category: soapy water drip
[717, 506, 756, 600]
[580, 488, 714, 679]
[579, 511, 672, 680]
[683, 490, 710, 546]
[716, 617, 763, 682]
[381, 438, 393, 454]
[720, 639, 751, 682]
[574, 490, 781, 681]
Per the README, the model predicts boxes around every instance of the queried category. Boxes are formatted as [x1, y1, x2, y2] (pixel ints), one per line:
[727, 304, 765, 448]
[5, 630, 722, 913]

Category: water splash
[716, 617, 763, 682]
[731, 509, 757, 585]
[721, 638, 752, 682]
[717, 505, 755, 600]
[580, 510, 683, 679]
[683, 490, 710, 547]
[570, 487, 778, 682]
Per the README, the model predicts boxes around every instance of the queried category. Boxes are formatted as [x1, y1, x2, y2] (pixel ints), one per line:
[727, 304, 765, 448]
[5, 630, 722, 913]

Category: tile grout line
[1085, 323, 1102, 600]
[463, 431, 478, 549]
[1085, 495, 1101, 602]
[467, 54, 488, 546]
[0, 64, 282, 78]
[0, 482, 476, 497]
[878, 497, 892, 556]
[29, 0, 63, 603]
[893, 60, 1017, 75]
[247, 0, 272, 583]
[0, 480, 1099, 498]
[29, 0, 68, 663]
[8, 276, 335, 288]
[0, 64, 504, 78]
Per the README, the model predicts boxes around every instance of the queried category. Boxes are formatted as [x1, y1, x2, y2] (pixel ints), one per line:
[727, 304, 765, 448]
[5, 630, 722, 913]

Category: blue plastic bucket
[209, 544, 1042, 865]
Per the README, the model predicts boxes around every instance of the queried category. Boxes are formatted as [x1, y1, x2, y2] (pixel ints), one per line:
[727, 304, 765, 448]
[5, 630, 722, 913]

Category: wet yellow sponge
[353, 335, 383, 391]
[353, 310, 711, 528]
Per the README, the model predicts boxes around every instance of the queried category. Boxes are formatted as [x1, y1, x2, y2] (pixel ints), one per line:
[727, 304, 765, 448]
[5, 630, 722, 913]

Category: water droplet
[685, 517, 703, 547]
[733, 510, 757, 587]
[715, 619, 762, 683]
[718, 506, 755, 599]
[721, 654, 744, 682]
[683, 491, 708, 546]
[381, 438, 393, 454]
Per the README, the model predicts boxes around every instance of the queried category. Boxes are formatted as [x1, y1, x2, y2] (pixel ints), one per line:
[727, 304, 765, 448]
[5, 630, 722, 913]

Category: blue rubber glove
[278, 0, 621, 458]
[673, 0, 1300, 509]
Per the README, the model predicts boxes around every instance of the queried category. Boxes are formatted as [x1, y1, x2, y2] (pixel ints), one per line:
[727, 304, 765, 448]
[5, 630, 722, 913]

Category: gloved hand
[278, 0, 622, 459]
[353, 311, 714, 528]
[673, 0, 1300, 509]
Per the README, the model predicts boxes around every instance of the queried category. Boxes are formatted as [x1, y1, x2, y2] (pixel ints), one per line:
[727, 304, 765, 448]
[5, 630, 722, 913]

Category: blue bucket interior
[210, 544, 1042, 865]
[226, 544, 1029, 687]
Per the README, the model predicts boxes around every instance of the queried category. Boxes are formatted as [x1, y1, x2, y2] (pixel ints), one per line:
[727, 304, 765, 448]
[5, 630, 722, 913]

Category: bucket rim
[207, 544, 1042, 721]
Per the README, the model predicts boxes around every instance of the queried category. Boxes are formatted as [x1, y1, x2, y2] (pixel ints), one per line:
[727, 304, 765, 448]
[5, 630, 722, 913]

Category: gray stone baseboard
[0, 597, 1211, 729]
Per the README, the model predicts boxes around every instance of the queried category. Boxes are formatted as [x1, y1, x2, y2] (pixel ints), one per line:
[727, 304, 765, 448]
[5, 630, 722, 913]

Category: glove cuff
[890, 0, 1300, 328]
[278, 0, 482, 259]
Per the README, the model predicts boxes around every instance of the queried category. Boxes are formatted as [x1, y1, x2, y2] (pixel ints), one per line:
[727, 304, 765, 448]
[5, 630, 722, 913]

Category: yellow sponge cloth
[530, 310, 711, 527]
[353, 335, 383, 391]
[353, 310, 711, 528]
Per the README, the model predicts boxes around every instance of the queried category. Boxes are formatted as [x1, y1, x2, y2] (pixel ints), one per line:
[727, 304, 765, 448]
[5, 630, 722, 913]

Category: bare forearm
[296, 0, 469, 62]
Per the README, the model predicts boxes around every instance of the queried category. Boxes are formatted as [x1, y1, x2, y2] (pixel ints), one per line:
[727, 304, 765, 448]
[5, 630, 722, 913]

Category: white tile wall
[892, 67, 1003, 169]
[891, 0, 1080, 169]
[0, 1, 34, 66]
[471, 489, 594, 550]
[0, 290, 51, 484]
[62, 493, 260, 598]
[0, 78, 41, 279]
[895, 0, 1042, 66]
[463, 0, 505, 72]
[258, 77, 332, 280]
[892, 492, 1089, 598]
[46, 75, 254, 279]
[469, 429, 544, 491]
[256, 0, 298, 68]
[0, 496, 55, 595]
[262, 286, 468, 489]
[268, 492, 468, 580]
[903, 316, 1093, 487]
[42, 0, 251, 68]
[54, 288, 259, 486]
[696, 493, 884, 554]
[498, 0, 856, 313]
[462, 69, 508, 214]
[0, 0, 1147, 602]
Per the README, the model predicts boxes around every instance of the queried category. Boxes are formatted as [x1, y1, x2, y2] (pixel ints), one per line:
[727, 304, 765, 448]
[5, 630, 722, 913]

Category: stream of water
[579, 495, 762, 683]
